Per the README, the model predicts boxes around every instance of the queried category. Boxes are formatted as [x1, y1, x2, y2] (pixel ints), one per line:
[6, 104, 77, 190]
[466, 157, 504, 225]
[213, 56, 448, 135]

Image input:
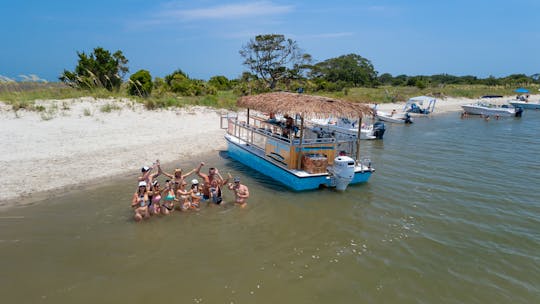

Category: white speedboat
[309, 117, 386, 140]
[375, 110, 413, 124]
[461, 102, 523, 117]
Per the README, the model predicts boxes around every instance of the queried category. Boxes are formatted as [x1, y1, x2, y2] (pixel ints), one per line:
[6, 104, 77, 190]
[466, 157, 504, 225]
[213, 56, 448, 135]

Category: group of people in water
[131, 160, 249, 222]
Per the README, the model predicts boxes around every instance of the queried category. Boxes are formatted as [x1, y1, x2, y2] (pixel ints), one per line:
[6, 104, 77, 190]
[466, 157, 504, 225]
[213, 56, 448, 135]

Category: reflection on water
[1, 112, 540, 303]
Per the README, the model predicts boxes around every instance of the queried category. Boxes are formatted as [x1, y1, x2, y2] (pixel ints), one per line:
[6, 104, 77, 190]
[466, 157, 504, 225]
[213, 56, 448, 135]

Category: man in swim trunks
[227, 177, 250, 208]
[195, 162, 228, 204]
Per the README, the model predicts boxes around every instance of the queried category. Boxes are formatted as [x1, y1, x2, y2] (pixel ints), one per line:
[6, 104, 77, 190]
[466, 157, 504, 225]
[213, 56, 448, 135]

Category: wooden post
[296, 115, 304, 170]
[247, 108, 250, 125]
[356, 115, 362, 164]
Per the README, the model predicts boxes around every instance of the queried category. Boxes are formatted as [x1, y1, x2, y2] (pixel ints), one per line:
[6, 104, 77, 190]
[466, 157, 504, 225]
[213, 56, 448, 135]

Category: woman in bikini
[131, 181, 150, 222]
[162, 167, 196, 191]
[189, 179, 203, 210]
[147, 179, 162, 216]
[160, 180, 176, 215]
[176, 181, 193, 211]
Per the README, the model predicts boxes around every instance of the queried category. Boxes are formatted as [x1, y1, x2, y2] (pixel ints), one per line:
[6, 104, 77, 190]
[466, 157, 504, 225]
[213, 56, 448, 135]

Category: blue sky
[1, 0, 539, 81]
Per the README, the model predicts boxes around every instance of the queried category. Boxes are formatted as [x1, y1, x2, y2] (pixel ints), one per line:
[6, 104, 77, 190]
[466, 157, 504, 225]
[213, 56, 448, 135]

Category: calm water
[1, 112, 540, 303]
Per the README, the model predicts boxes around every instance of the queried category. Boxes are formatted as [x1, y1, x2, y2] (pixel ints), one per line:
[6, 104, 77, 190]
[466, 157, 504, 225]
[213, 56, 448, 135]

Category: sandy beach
[0, 94, 531, 209]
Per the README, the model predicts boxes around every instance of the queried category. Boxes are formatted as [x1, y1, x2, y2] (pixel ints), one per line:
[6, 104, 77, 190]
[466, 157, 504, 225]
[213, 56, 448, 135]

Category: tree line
[59, 35, 539, 98]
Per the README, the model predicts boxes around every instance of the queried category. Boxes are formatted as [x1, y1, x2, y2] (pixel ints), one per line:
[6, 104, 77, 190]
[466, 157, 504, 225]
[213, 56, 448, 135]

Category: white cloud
[157, 1, 294, 21]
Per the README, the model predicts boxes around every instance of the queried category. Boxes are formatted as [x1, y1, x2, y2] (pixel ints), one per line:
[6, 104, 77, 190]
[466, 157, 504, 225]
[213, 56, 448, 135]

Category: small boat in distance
[308, 117, 386, 140]
[403, 96, 437, 115]
[461, 101, 523, 117]
[222, 92, 375, 191]
[508, 100, 540, 110]
[375, 109, 413, 124]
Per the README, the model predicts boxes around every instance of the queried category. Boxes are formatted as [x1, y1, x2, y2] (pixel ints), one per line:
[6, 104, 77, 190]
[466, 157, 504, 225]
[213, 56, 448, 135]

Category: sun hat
[191, 179, 199, 185]
[138, 181, 147, 187]
[141, 166, 150, 173]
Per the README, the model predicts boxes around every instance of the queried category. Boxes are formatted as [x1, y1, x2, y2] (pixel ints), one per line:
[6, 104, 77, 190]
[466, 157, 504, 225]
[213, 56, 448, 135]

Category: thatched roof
[237, 92, 372, 118]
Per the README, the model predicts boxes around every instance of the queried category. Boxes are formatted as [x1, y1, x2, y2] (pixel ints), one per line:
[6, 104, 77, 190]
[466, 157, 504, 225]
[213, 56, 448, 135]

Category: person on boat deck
[195, 162, 229, 204]
[162, 166, 196, 191]
[282, 115, 298, 138]
[391, 109, 397, 116]
[266, 112, 278, 124]
[131, 181, 150, 222]
[227, 176, 250, 208]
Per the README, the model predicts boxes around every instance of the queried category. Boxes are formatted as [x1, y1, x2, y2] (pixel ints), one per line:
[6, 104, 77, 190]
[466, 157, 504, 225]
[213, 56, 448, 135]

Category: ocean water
[1, 112, 539, 303]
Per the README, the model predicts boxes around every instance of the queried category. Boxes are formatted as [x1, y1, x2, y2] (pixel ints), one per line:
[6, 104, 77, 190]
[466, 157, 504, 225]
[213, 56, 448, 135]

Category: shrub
[128, 70, 153, 97]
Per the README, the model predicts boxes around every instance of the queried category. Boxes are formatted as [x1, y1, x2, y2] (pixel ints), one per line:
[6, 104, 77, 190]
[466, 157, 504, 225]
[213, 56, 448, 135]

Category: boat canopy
[403, 96, 437, 114]
[237, 92, 372, 119]
[406, 96, 436, 105]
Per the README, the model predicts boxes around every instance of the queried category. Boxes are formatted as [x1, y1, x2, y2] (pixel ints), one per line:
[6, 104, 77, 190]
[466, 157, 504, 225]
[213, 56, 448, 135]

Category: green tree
[164, 69, 214, 96]
[378, 73, 394, 85]
[59, 47, 128, 91]
[128, 70, 153, 97]
[310, 54, 378, 88]
[239, 34, 312, 89]
[208, 75, 231, 90]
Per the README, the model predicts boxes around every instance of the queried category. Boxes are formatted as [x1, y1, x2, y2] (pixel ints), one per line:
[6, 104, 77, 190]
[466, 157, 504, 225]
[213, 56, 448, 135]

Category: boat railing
[222, 115, 336, 146]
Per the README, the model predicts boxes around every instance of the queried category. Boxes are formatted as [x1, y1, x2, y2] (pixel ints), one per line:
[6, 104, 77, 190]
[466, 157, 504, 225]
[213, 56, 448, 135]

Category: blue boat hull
[509, 102, 540, 110]
[226, 137, 372, 191]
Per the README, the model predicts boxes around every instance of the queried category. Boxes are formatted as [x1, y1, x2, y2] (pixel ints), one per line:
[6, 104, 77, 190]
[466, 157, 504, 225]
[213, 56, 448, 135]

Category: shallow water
[1, 112, 540, 303]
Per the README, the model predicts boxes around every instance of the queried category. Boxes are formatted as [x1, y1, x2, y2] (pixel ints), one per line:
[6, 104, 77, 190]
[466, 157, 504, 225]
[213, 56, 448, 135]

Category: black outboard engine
[515, 106, 523, 117]
[404, 113, 413, 124]
[373, 121, 386, 139]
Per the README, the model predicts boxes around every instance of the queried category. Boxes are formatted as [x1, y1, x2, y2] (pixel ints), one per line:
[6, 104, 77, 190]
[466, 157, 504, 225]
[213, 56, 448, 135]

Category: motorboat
[221, 92, 375, 191]
[508, 100, 540, 110]
[461, 102, 523, 117]
[375, 110, 413, 124]
[308, 117, 386, 140]
[403, 96, 436, 115]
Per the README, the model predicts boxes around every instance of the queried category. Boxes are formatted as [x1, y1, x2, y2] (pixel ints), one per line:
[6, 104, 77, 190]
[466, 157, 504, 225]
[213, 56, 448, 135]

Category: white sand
[0, 97, 226, 208]
[1, 94, 533, 209]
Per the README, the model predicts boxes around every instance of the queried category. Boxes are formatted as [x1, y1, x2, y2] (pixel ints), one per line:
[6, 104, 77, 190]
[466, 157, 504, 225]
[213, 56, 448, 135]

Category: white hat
[138, 181, 147, 187]
[141, 166, 151, 173]
[191, 179, 199, 185]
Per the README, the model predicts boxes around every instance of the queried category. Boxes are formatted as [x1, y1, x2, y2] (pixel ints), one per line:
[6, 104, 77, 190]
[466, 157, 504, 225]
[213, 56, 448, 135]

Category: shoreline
[0, 95, 533, 211]
[0, 97, 227, 211]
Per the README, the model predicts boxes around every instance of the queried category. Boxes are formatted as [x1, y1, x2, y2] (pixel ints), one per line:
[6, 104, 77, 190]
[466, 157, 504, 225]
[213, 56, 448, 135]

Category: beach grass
[323, 85, 538, 103]
[1, 82, 537, 111]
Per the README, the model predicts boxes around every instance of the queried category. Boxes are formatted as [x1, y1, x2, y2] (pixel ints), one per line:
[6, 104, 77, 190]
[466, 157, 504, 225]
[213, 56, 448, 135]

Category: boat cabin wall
[264, 139, 335, 169]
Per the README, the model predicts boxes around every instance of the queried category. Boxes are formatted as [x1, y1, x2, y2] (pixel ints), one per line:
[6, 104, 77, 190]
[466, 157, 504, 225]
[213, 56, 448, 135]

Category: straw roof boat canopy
[237, 92, 372, 119]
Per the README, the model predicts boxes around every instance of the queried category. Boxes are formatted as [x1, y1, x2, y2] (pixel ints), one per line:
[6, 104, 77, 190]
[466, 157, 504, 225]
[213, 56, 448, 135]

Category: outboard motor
[331, 156, 356, 191]
[404, 113, 413, 124]
[372, 121, 386, 139]
[515, 106, 523, 117]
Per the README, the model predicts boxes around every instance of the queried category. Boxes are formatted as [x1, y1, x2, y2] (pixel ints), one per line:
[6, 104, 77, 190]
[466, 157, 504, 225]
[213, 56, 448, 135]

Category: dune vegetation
[1, 35, 538, 112]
